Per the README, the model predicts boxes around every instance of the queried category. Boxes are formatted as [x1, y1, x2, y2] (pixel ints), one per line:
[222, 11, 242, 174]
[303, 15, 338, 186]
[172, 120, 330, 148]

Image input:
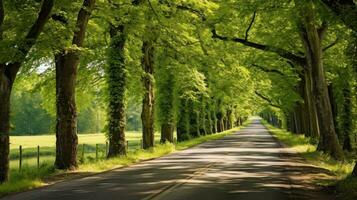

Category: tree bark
[303, 69, 320, 139]
[0, 73, 12, 183]
[340, 79, 353, 151]
[177, 99, 189, 141]
[328, 84, 340, 137]
[0, 0, 54, 183]
[211, 107, 218, 133]
[161, 123, 174, 143]
[55, 0, 95, 169]
[188, 100, 200, 137]
[298, 0, 343, 160]
[158, 69, 175, 143]
[199, 99, 207, 136]
[205, 103, 213, 135]
[106, 24, 127, 157]
[141, 40, 155, 149]
[217, 111, 224, 132]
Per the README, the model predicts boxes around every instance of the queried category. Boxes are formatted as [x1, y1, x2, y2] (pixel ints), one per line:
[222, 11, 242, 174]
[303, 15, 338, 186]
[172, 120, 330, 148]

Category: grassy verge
[262, 120, 357, 200]
[0, 123, 248, 196]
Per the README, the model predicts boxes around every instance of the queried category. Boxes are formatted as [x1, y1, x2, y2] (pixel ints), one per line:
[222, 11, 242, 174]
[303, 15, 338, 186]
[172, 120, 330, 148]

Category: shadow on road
[1, 119, 335, 200]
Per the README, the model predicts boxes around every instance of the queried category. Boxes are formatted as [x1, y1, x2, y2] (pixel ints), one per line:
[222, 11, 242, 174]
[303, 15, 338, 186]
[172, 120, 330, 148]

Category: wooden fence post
[105, 142, 108, 156]
[37, 145, 40, 169]
[96, 144, 98, 161]
[19, 145, 22, 172]
[82, 144, 85, 161]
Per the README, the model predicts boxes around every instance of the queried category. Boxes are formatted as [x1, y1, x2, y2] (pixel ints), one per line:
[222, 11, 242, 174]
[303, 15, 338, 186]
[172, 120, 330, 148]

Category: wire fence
[11, 139, 165, 171]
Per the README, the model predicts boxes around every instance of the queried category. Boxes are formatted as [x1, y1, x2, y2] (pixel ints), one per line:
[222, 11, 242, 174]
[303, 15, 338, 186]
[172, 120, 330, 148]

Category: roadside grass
[262, 120, 357, 200]
[0, 122, 249, 196]
[8, 132, 157, 170]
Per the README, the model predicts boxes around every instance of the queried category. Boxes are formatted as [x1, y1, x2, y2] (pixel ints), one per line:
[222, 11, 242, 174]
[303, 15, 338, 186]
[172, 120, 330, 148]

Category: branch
[211, 28, 306, 66]
[72, 0, 96, 47]
[255, 91, 281, 109]
[20, 0, 54, 55]
[251, 64, 285, 76]
[323, 37, 339, 52]
[318, 20, 328, 40]
[6, 0, 54, 81]
[176, 4, 206, 21]
[245, 11, 257, 41]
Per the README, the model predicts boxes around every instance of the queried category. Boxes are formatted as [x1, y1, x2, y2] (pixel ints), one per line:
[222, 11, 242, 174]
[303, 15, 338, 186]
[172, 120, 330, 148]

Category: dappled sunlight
[1, 120, 334, 200]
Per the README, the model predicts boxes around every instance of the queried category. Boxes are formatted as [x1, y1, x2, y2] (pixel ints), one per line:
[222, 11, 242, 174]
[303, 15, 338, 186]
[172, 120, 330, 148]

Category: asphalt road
[2, 119, 334, 200]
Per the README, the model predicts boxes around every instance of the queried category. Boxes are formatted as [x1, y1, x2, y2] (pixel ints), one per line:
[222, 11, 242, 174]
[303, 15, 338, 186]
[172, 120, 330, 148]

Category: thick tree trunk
[226, 109, 233, 130]
[0, 72, 13, 183]
[0, 0, 53, 182]
[107, 25, 127, 157]
[55, 0, 95, 169]
[303, 69, 320, 139]
[341, 81, 353, 151]
[177, 99, 189, 141]
[217, 112, 224, 132]
[187, 100, 199, 137]
[328, 85, 340, 137]
[211, 109, 218, 133]
[141, 41, 155, 149]
[297, 75, 310, 135]
[158, 69, 175, 143]
[55, 53, 79, 169]
[161, 123, 174, 143]
[199, 100, 207, 136]
[299, 0, 343, 159]
[205, 103, 212, 135]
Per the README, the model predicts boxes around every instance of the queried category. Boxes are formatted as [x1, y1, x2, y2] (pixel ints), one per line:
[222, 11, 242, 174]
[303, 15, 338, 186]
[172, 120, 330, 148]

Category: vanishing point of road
[1, 119, 334, 200]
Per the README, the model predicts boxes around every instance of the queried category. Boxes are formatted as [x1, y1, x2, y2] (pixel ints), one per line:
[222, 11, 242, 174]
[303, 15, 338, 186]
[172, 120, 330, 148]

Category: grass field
[10, 131, 146, 149]
[9, 132, 160, 170]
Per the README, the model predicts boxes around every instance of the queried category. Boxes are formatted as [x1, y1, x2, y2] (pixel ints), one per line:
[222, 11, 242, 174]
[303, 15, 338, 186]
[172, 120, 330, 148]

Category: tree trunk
[205, 103, 212, 135]
[217, 112, 224, 132]
[328, 84, 340, 137]
[106, 25, 127, 157]
[303, 69, 320, 139]
[297, 75, 310, 135]
[341, 80, 353, 151]
[211, 108, 218, 133]
[161, 123, 174, 143]
[55, 53, 79, 169]
[298, 0, 343, 159]
[188, 100, 199, 137]
[199, 100, 207, 136]
[0, 71, 13, 183]
[177, 99, 189, 141]
[55, 0, 95, 169]
[141, 40, 155, 149]
[158, 67, 175, 143]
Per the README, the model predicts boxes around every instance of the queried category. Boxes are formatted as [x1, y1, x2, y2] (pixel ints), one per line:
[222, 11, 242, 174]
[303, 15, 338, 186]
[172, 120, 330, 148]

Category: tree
[0, 0, 54, 183]
[55, 0, 96, 170]
[105, 0, 144, 157]
[296, 0, 343, 159]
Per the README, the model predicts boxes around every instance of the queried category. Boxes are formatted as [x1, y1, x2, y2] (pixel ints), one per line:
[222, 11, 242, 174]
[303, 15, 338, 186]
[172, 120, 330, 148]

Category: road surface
[1, 119, 334, 200]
